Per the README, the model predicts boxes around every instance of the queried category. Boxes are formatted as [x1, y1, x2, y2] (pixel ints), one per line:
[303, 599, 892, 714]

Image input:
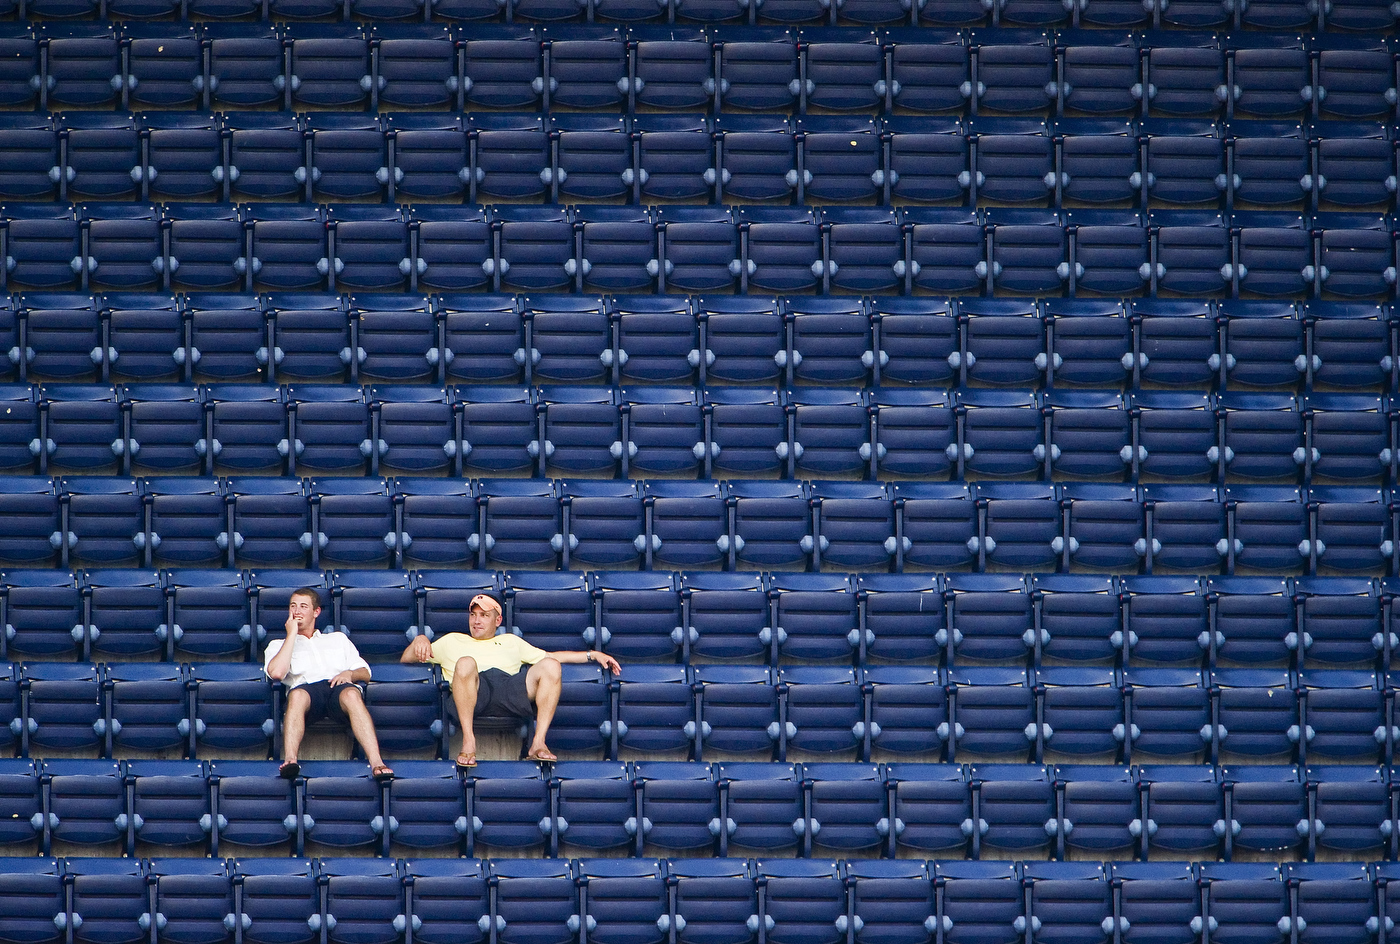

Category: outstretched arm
[547, 649, 622, 674]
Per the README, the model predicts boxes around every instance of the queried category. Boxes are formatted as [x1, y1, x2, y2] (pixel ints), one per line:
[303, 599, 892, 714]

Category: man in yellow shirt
[399, 593, 621, 767]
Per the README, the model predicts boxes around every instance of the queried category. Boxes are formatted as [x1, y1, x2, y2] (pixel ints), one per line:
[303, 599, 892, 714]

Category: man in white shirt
[264, 587, 393, 781]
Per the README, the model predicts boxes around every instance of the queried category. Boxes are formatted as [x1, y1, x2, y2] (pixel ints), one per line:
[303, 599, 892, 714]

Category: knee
[285, 689, 310, 715]
[537, 657, 562, 683]
[337, 685, 365, 710]
[453, 656, 479, 681]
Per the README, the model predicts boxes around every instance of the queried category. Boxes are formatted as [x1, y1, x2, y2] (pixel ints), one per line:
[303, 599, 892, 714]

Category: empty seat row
[581, 663, 1400, 770]
[8, 469, 1400, 578]
[0, 293, 1392, 394]
[2, 203, 1398, 301]
[0, 0, 977, 25]
[8, 0, 1397, 30]
[10, 111, 1397, 213]
[4, 757, 1400, 862]
[4, 398, 1400, 561]
[16, 382, 1400, 484]
[5, 562, 1400, 671]
[3, 381, 1400, 544]
[0, 24, 1394, 119]
[0, 385, 957, 483]
[13, 855, 1400, 944]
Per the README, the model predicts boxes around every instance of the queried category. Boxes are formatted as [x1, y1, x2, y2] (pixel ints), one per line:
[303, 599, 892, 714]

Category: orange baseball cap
[469, 594, 502, 616]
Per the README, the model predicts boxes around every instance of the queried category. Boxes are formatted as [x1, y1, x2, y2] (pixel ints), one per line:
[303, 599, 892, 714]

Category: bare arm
[329, 635, 373, 688]
[547, 649, 622, 674]
[264, 617, 298, 680]
[400, 635, 433, 665]
[329, 666, 372, 687]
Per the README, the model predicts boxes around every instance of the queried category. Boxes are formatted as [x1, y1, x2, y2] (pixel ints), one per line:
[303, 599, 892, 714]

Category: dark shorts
[292, 679, 366, 724]
[476, 668, 533, 720]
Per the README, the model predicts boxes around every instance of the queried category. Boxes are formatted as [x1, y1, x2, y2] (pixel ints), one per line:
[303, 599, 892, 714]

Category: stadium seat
[148, 858, 236, 944]
[1057, 765, 1138, 856]
[43, 759, 125, 846]
[866, 298, 957, 390]
[331, 569, 420, 659]
[612, 665, 694, 758]
[971, 761, 1054, 855]
[612, 296, 698, 387]
[318, 858, 405, 944]
[950, 668, 1038, 760]
[190, 664, 275, 758]
[1312, 123, 1398, 212]
[872, 389, 956, 482]
[230, 857, 319, 942]
[416, 569, 499, 640]
[224, 477, 307, 567]
[166, 570, 249, 660]
[680, 571, 771, 662]
[729, 479, 812, 571]
[0, 761, 44, 849]
[633, 765, 721, 855]
[373, 25, 460, 111]
[385, 116, 468, 203]
[1042, 390, 1131, 481]
[165, 210, 247, 294]
[883, 763, 969, 853]
[227, 113, 307, 203]
[655, 208, 742, 294]
[884, 117, 970, 205]
[126, 760, 211, 854]
[644, 480, 728, 571]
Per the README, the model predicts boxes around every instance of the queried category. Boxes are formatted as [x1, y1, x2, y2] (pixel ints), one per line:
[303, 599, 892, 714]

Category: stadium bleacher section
[4, 1, 1400, 941]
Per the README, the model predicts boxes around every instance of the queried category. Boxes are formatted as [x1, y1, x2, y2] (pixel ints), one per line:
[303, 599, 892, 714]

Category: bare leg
[282, 688, 311, 765]
[525, 657, 562, 759]
[337, 685, 390, 772]
[450, 656, 481, 762]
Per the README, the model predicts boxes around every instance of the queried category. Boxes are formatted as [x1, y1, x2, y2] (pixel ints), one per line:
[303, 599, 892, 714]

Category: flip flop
[278, 761, 300, 780]
[455, 751, 478, 770]
[371, 764, 395, 782]
[526, 748, 557, 763]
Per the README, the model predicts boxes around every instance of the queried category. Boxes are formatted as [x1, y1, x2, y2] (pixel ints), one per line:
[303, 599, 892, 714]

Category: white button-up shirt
[263, 631, 371, 689]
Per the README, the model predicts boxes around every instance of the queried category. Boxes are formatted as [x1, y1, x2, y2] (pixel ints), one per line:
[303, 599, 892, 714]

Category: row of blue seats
[8, 565, 1400, 670]
[8, 0, 1398, 29]
[3, 757, 1399, 860]
[0, 24, 1394, 120]
[4, 112, 1398, 212]
[7, 0, 1397, 30]
[11, 853, 1400, 944]
[6, 566, 1400, 669]
[8, 383, 1400, 481]
[0, 293, 1391, 393]
[3, 471, 1400, 571]
[0, 203, 1398, 300]
[2, 470, 1400, 574]
[10, 653, 1400, 766]
[4, 470, 1400, 575]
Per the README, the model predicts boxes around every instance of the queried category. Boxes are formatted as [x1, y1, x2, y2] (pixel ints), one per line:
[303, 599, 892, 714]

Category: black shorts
[476, 668, 533, 720]
[293, 679, 366, 724]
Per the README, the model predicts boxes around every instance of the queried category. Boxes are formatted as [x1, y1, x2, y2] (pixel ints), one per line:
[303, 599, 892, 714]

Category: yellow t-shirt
[428, 632, 550, 676]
